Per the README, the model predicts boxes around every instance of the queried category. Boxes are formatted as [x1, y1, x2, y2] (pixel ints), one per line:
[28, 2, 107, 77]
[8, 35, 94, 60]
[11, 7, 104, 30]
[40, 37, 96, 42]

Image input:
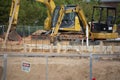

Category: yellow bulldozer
[90, 6, 118, 40]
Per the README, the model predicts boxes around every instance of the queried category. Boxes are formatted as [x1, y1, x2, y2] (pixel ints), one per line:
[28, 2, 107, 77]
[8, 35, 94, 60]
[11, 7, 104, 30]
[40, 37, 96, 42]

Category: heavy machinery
[49, 5, 89, 43]
[90, 6, 118, 40]
[48, 5, 119, 44]
[7, 0, 118, 45]
[8, 0, 88, 44]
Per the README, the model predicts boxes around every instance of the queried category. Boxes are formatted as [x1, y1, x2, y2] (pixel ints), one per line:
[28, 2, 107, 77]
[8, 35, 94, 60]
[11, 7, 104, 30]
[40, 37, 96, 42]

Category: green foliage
[54, 0, 99, 21]
[79, 1, 100, 21]
[0, 0, 11, 25]
[0, 0, 100, 26]
[18, 1, 47, 26]
[116, 3, 120, 24]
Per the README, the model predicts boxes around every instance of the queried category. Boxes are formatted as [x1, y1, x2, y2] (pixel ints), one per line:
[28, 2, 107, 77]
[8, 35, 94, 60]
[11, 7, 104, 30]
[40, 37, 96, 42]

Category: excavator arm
[35, 0, 55, 15]
[35, 0, 56, 30]
[51, 5, 65, 37]
[76, 6, 88, 30]
[5, 0, 56, 43]
[9, 0, 20, 30]
[9, 0, 56, 31]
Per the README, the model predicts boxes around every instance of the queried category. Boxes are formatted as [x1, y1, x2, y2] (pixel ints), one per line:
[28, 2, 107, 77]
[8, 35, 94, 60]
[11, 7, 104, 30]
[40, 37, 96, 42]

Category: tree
[18, 1, 47, 26]
[0, 0, 100, 26]
[0, 0, 11, 25]
[116, 3, 120, 25]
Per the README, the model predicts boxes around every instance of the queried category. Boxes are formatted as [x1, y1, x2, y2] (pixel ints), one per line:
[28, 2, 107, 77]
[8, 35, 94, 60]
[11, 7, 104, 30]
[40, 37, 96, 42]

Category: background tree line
[0, 0, 120, 27]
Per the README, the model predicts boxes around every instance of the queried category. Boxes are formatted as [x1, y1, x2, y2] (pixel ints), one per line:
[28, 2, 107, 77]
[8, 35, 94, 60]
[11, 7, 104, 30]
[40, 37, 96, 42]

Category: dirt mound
[32, 30, 46, 35]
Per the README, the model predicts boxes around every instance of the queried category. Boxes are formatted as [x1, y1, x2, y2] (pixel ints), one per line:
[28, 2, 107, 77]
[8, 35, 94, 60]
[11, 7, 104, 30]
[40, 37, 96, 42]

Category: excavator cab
[52, 6, 75, 28]
[90, 6, 118, 39]
[51, 5, 85, 32]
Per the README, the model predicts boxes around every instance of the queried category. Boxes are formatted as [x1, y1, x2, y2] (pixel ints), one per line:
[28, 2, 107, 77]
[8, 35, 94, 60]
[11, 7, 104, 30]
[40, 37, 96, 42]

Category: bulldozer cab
[91, 6, 116, 33]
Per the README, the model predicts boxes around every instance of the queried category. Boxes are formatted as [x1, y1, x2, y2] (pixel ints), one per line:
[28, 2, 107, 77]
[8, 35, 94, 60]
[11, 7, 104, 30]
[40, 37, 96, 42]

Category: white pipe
[86, 25, 89, 47]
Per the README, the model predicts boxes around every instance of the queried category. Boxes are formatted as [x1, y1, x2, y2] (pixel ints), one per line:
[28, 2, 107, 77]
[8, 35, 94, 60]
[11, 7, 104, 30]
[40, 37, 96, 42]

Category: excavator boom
[35, 0, 55, 15]
[7, 0, 56, 40]
[35, 0, 56, 30]
[9, 0, 20, 29]
[9, 0, 56, 31]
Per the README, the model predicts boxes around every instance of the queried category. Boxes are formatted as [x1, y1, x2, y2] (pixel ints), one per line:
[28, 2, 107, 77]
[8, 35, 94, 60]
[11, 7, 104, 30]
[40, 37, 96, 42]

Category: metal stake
[2, 54, 8, 80]
[90, 53, 93, 80]
[46, 56, 48, 80]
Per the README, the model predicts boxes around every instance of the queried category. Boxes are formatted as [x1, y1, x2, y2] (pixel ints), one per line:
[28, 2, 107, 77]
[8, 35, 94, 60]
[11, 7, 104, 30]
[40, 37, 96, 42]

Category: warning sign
[21, 62, 31, 72]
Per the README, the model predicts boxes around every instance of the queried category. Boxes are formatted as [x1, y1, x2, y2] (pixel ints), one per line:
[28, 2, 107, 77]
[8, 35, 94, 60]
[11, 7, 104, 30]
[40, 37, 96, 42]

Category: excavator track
[32, 31, 85, 40]
[31, 31, 120, 46]
[102, 39, 120, 46]
[58, 32, 85, 41]
[89, 38, 120, 46]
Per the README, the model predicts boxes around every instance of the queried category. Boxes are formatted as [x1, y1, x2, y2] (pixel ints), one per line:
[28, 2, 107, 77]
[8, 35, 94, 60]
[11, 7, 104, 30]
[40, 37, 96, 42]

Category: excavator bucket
[8, 30, 22, 41]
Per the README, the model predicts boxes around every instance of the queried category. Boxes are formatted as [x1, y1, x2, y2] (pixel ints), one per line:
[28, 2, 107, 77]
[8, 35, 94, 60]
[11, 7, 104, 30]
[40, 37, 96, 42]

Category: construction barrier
[0, 53, 119, 80]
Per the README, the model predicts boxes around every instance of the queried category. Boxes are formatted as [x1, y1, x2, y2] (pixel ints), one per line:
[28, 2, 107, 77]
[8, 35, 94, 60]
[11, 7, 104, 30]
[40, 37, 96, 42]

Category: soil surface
[0, 57, 119, 80]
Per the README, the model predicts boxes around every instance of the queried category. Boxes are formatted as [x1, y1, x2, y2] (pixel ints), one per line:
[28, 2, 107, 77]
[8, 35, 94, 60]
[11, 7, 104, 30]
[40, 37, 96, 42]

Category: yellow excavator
[48, 5, 118, 44]
[49, 5, 89, 43]
[8, 0, 88, 43]
[35, 0, 56, 30]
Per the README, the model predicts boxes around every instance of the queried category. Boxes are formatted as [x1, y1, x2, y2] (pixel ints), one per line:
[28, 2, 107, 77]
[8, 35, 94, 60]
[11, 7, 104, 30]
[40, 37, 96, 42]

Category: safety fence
[0, 25, 43, 37]
[0, 53, 119, 80]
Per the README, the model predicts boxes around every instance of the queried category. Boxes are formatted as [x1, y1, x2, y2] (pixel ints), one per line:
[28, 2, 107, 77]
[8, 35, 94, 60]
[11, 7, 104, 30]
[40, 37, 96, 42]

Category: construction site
[0, 0, 120, 80]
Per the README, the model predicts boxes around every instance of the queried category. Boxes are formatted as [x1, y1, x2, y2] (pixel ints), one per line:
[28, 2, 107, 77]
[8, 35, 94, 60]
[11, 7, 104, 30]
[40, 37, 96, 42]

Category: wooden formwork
[0, 39, 120, 54]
